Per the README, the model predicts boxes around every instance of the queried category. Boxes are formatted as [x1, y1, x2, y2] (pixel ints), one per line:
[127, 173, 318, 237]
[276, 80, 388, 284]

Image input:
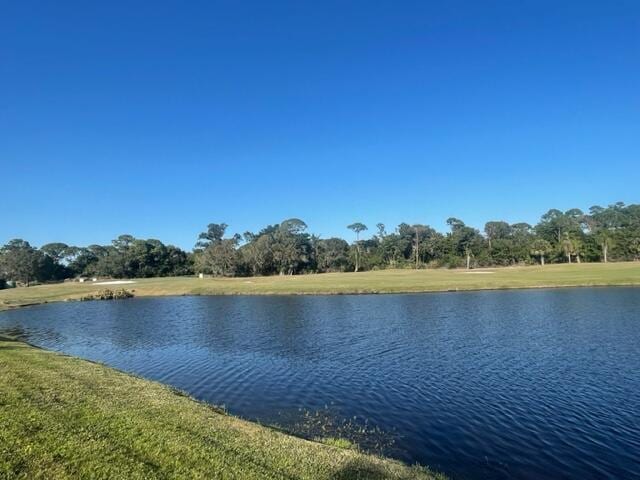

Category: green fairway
[0, 336, 441, 479]
[1, 262, 639, 311]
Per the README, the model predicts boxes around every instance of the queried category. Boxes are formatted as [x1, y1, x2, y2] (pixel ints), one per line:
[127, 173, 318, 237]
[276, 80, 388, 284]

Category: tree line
[1, 202, 639, 287]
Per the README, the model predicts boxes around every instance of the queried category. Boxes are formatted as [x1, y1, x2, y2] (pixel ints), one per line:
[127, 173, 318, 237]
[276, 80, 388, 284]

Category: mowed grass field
[0, 336, 441, 479]
[1, 262, 639, 311]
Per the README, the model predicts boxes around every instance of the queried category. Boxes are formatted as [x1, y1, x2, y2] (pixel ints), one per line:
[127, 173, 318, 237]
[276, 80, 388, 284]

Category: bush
[80, 289, 134, 301]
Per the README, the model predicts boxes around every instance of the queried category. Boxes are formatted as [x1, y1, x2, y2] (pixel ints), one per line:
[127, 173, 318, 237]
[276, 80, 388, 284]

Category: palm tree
[310, 234, 321, 272]
[347, 223, 367, 272]
[561, 235, 575, 264]
[530, 239, 552, 266]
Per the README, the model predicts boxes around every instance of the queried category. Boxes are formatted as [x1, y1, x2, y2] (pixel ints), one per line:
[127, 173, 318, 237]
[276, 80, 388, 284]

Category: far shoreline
[1, 262, 639, 312]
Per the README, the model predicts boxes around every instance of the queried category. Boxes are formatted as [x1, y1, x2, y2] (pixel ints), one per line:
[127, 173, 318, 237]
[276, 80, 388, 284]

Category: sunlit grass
[317, 437, 356, 450]
[0, 336, 442, 479]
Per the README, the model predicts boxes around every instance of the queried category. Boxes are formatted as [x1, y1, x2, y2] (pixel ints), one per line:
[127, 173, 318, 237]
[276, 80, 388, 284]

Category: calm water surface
[1, 288, 639, 479]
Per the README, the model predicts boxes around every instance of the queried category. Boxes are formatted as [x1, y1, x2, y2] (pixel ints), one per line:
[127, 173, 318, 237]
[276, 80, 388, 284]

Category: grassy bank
[0, 336, 441, 479]
[1, 262, 639, 311]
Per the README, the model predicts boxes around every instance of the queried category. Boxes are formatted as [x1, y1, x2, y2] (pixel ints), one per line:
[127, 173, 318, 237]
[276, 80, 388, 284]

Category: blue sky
[2, 1, 639, 249]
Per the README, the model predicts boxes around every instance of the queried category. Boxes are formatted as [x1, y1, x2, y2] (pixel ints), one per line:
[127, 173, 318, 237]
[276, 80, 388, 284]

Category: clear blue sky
[2, 1, 639, 249]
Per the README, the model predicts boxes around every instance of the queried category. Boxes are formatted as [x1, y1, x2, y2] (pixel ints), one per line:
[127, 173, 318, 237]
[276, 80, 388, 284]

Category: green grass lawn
[1, 262, 639, 311]
[0, 336, 442, 479]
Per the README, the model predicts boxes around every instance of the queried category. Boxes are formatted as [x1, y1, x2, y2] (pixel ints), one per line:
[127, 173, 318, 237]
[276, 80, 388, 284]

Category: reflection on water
[1, 288, 640, 480]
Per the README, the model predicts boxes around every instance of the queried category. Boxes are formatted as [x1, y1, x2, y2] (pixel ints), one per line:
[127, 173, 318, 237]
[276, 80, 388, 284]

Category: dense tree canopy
[0, 236, 193, 285]
[1, 202, 639, 286]
[0, 240, 57, 286]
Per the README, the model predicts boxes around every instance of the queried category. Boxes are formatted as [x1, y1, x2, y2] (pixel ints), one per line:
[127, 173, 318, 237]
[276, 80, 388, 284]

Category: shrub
[80, 289, 134, 301]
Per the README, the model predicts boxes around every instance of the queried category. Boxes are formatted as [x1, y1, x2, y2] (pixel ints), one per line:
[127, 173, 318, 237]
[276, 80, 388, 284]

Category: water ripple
[1, 288, 640, 480]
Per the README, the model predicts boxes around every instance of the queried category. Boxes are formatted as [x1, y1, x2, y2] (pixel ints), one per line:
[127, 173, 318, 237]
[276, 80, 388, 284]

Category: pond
[1, 288, 639, 479]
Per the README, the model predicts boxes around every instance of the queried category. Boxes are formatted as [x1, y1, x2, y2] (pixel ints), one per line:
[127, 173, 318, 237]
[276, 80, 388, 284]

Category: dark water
[1, 288, 639, 480]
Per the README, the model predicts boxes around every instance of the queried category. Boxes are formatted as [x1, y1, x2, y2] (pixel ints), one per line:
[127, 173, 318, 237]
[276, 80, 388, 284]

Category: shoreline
[1, 262, 640, 312]
[2, 280, 640, 313]
[0, 335, 443, 479]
